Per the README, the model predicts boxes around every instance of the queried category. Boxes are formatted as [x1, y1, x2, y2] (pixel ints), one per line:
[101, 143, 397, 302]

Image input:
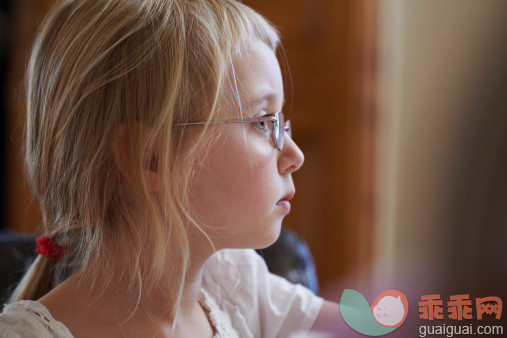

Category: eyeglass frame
[173, 111, 291, 151]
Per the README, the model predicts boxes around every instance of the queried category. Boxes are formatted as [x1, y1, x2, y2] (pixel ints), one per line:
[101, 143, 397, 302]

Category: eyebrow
[246, 93, 285, 108]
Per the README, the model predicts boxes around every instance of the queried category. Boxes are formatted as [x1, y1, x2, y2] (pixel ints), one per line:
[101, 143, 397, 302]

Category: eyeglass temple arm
[173, 115, 278, 126]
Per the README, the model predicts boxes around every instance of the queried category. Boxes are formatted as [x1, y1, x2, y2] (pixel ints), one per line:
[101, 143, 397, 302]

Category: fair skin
[39, 40, 341, 336]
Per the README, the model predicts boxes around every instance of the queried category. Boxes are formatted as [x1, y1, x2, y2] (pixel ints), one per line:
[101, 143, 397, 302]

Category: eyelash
[253, 110, 274, 132]
[253, 120, 269, 132]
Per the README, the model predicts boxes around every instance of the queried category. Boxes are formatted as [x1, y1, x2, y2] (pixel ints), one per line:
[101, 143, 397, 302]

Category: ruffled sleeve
[0, 301, 73, 338]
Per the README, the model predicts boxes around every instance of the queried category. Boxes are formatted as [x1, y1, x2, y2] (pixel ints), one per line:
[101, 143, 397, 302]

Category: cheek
[189, 132, 279, 238]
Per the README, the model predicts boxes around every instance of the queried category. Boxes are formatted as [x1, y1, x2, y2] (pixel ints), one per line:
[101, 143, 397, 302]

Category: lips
[278, 190, 295, 203]
[276, 190, 295, 213]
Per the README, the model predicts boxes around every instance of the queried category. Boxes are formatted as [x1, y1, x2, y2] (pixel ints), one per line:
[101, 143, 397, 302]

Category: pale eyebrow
[246, 93, 285, 109]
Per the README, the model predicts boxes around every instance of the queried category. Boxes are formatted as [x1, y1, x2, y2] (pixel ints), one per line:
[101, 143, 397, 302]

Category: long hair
[10, 0, 279, 324]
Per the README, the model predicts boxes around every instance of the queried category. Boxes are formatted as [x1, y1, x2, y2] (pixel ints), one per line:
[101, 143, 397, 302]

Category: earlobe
[112, 122, 162, 192]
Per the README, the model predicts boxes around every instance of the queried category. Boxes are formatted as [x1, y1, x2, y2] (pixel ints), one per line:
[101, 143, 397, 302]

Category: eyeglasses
[173, 111, 291, 151]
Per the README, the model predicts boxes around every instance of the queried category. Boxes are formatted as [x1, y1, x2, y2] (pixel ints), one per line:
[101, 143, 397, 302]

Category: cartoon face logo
[340, 289, 409, 336]
[371, 290, 409, 328]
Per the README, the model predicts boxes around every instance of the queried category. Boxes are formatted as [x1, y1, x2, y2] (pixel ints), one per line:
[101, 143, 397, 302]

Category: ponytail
[8, 255, 56, 303]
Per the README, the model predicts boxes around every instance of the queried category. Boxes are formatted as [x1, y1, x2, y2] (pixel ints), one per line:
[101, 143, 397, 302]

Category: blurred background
[1, 0, 506, 334]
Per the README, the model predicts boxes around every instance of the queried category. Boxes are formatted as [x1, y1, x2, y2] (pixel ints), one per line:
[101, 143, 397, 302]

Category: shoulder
[202, 248, 275, 297]
[202, 249, 264, 308]
[0, 301, 73, 338]
[202, 249, 324, 337]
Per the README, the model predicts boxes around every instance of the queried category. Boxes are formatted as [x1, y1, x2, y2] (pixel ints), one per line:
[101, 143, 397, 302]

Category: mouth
[278, 190, 295, 203]
[276, 190, 295, 213]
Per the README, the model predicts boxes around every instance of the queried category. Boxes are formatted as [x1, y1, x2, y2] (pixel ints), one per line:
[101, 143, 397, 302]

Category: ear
[113, 122, 161, 191]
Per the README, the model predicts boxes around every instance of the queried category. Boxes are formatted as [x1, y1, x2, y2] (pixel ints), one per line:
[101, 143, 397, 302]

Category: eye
[253, 120, 269, 132]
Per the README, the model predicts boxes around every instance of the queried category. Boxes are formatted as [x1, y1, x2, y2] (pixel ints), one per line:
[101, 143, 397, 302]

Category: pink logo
[370, 290, 409, 328]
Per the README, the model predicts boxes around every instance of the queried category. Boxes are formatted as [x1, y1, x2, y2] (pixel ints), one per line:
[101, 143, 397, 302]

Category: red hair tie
[35, 236, 66, 261]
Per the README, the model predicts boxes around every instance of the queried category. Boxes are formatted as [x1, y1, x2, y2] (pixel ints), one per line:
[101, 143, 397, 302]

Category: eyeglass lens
[272, 111, 292, 151]
[273, 111, 284, 151]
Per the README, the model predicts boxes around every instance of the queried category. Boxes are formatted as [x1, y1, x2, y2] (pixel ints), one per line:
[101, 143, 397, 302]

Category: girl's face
[189, 40, 304, 250]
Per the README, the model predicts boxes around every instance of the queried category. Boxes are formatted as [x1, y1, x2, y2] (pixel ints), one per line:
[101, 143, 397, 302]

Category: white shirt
[0, 249, 324, 337]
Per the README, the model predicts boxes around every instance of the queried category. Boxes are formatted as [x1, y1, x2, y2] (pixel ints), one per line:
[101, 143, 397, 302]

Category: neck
[95, 250, 211, 321]
[40, 240, 216, 336]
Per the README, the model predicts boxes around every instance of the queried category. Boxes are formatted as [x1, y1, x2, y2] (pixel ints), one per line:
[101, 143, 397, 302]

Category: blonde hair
[10, 0, 279, 323]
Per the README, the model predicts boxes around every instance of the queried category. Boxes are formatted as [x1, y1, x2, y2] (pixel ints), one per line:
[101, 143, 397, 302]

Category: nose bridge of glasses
[284, 120, 292, 138]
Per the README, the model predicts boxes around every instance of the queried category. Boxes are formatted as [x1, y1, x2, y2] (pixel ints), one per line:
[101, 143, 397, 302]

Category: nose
[278, 134, 304, 175]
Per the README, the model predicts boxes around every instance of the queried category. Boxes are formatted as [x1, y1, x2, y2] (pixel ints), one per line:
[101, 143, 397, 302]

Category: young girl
[0, 0, 340, 336]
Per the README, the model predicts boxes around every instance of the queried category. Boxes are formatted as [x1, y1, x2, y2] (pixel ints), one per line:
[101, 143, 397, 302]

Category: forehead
[229, 40, 284, 110]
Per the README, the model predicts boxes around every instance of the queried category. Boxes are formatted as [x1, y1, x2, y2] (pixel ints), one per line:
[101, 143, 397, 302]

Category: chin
[221, 219, 283, 250]
[253, 222, 282, 249]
